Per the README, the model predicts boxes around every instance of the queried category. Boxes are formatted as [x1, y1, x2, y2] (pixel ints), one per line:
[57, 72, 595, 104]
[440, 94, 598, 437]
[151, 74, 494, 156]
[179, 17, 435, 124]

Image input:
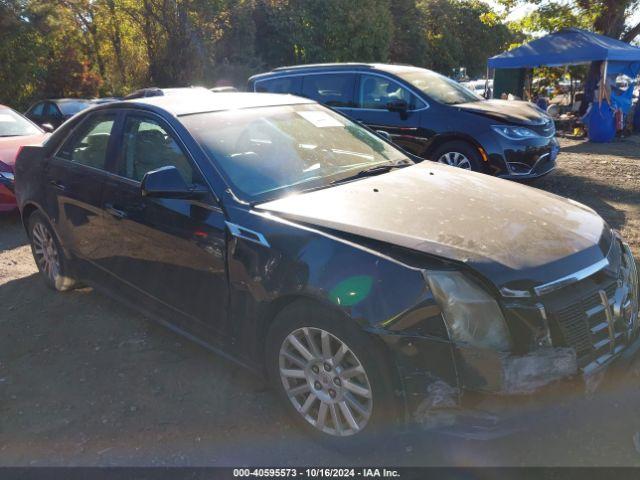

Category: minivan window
[182, 103, 408, 202]
[57, 114, 116, 169]
[301, 74, 356, 107]
[396, 69, 482, 105]
[256, 77, 301, 94]
[357, 74, 424, 110]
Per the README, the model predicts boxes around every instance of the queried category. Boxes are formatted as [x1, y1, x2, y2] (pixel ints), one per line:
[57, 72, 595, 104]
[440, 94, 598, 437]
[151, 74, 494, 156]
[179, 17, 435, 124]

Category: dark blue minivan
[248, 63, 559, 179]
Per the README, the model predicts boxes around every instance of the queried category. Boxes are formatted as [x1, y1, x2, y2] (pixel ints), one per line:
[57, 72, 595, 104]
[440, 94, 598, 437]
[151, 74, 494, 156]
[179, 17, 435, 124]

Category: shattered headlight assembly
[426, 271, 512, 351]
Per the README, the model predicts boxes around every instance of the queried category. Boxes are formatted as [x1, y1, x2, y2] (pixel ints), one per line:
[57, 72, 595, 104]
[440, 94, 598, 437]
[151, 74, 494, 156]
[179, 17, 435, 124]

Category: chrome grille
[547, 239, 638, 369]
[554, 282, 617, 361]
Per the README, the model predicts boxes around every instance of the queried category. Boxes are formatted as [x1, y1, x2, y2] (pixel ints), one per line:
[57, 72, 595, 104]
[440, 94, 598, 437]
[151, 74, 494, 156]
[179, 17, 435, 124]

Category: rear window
[301, 74, 356, 107]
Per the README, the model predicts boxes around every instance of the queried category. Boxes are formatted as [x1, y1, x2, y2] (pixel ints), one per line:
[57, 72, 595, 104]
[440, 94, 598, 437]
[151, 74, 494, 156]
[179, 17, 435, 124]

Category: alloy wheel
[437, 151, 472, 170]
[279, 327, 373, 437]
[32, 222, 60, 284]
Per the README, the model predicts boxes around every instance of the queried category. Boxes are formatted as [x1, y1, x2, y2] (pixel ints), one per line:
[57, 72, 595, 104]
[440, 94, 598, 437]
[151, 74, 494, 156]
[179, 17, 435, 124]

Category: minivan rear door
[352, 73, 429, 157]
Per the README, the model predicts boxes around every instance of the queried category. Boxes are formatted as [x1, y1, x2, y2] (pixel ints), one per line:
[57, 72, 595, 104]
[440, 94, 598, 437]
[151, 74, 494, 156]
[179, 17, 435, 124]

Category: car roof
[105, 91, 315, 117]
[249, 63, 425, 81]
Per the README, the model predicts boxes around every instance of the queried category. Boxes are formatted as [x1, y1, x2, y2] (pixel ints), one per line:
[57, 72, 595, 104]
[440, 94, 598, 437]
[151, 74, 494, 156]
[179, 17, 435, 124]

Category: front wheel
[266, 301, 399, 448]
[28, 211, 77, 291]
[433, 141, 482, 172]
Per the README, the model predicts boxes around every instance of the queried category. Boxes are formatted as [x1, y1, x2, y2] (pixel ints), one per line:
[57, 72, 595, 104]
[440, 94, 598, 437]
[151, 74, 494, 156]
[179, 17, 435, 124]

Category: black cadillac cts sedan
[14, 92, 639, 445]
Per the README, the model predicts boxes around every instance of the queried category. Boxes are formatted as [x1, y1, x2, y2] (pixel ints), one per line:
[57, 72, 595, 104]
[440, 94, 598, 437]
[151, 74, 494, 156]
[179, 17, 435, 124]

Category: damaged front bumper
[395, 333, 640, 440]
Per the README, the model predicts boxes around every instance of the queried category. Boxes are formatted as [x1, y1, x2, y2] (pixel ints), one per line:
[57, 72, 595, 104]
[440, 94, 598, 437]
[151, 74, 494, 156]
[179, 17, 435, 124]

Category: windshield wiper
[330, 160, 410, 185]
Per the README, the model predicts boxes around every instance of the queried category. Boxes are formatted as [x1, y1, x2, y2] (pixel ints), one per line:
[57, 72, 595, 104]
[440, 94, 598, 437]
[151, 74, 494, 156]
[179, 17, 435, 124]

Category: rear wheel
[28, 211, 77, 291]
[433, 141, 482, 172]
[266, 301, 399, 448]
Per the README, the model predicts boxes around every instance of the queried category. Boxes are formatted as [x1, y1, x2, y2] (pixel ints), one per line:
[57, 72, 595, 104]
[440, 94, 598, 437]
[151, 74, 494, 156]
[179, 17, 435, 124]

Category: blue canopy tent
[488, 28, 640, 141]
[488, 28, 640, 72]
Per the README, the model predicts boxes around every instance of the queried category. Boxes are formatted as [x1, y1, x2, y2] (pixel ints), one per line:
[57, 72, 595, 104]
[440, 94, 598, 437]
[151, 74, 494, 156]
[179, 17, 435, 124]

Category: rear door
[44, 112, 119, 267]
[98, 111, 229, 334]
[352, 73, 428, 156]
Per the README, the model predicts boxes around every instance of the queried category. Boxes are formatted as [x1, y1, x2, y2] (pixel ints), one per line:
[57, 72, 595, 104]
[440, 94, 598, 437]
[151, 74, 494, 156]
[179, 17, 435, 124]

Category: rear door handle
[49, 179, 67, 191]
[104, 203, 127, 219]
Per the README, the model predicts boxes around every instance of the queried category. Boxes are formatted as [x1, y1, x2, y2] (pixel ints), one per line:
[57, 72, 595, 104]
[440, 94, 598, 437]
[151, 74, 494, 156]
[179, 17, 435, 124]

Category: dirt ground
[1, 136, 640, 466]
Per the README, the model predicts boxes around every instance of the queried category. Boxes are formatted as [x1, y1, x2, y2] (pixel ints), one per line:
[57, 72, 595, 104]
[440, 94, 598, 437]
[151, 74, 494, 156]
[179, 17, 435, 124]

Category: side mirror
[386, 100, 409, 113]
[41, 123, 54, 133]
[141, 166, 208, 199]
[376, 130, 392, 142]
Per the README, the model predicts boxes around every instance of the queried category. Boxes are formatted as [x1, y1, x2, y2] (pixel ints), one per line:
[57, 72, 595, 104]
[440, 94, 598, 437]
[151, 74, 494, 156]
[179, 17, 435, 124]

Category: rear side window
[255, 77, 301, 94]
[57, 114, 116, 170]
[301, 74, 356, 107]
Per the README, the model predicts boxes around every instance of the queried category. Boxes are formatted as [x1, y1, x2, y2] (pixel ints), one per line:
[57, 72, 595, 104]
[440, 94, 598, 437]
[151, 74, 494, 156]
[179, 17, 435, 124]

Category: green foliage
[499, 0, 640, 41]
[1, 0, 636, 110]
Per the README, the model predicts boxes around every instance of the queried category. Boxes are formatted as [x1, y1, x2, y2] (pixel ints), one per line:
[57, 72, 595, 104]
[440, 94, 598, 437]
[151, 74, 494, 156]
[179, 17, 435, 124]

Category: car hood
[0, 134, 48, 171]
[456, 99, 547, 125]
[257, 163, 611, 292]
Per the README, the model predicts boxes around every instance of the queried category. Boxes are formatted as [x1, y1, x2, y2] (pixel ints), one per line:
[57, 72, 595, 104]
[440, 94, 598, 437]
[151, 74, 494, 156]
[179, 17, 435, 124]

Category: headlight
[426, 271, 512, 351]
[491, 125, 540, 140]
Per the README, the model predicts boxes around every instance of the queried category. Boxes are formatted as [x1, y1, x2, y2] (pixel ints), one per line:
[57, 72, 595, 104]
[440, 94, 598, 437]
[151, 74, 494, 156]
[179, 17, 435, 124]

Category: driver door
[352, 74, 427, 156]
[98, 112, 229, 334]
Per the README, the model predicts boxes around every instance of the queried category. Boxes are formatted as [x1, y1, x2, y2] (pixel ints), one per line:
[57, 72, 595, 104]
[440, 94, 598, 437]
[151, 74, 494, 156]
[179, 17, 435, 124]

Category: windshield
[397, 69, 483, 105]
[58, 101, 91, 115]
[0, 108, 42, 137]
[182, 104, 409, 202]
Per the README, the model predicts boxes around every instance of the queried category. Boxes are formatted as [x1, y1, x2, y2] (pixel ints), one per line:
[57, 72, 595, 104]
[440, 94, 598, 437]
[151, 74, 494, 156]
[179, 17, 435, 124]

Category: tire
[27, 211, 77, 291]
[266, 300, 400, 449]
[432, 140, 482, 172]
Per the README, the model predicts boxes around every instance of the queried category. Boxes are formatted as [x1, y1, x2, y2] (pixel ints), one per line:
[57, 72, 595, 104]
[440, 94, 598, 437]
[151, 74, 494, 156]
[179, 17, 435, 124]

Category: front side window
[0, 109, 42, 137]
[119, 116, 196, 184]
[57, 114, 115, 169]
[396, 68, 482, 105]
[357, 74, 424, 110]
[255, 77, 300, 94]
[301, 74, 356, 107]
[28, 102, 45, 117]
[44, 103, 63, 118]
[182, 103, 409, 203]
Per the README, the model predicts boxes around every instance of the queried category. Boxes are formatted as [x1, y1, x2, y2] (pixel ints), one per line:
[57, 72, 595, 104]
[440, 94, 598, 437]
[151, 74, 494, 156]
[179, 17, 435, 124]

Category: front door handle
[49, 179, 67, 191]
[104, 203, 127, 219]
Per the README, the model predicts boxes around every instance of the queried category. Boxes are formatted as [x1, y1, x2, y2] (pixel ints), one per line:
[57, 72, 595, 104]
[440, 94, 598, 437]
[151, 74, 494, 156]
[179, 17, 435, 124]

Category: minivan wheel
[266, 301, 399, 448]
[433, 141, 482, 172]
[28, 211, 77, 291]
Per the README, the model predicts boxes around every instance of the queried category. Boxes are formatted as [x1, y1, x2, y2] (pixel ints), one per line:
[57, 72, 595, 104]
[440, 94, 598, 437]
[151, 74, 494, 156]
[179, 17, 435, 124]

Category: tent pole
[485, 65, 490, 98]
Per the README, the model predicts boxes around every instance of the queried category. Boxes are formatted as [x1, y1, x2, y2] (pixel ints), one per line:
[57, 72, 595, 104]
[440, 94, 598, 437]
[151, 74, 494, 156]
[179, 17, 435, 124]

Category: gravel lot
[1, 136, 640, 466]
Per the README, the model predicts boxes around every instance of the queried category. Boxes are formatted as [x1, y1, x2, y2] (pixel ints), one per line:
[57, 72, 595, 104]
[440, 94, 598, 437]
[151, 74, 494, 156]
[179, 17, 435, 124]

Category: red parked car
[0, 105, 48, 212]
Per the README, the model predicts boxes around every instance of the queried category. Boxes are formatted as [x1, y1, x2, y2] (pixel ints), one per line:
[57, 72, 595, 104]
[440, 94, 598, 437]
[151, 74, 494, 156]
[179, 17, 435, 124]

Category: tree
[499, 0, 640, 42]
